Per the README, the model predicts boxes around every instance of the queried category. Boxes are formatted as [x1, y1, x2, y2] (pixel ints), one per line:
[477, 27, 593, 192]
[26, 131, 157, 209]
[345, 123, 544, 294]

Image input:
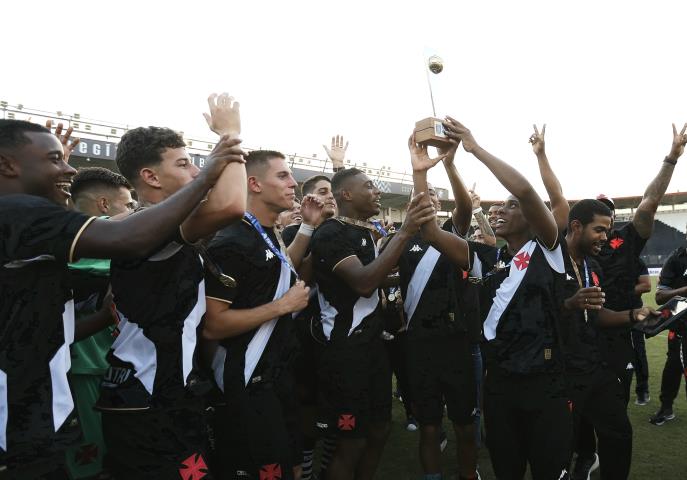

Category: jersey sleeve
[0, 194, 95, 265]
[623, 222, 649, 258]
[205, 237, 250, 304]
[311, 220, 357, 272]
[281, 224, 299, 247]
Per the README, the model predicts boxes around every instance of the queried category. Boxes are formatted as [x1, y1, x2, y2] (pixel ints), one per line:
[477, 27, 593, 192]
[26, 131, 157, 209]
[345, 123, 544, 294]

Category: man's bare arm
[633, 123, 687, 239]
[530, 124, 569, 232]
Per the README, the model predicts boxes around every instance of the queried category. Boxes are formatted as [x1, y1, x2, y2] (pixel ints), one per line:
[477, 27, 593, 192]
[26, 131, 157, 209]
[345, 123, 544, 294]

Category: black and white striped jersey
[97, 231, 206, 410]
[311, 219, 381, 343]
[0, 194, 95, 459]
[205, 219, 297, 392]
[470, 238, 567, 375]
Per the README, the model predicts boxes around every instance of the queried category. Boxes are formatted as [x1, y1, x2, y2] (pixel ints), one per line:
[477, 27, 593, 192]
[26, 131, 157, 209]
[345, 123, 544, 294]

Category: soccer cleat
[635, 392, 650, 406]
[649, 407, 676, 426]
[572, 453, 599, 480]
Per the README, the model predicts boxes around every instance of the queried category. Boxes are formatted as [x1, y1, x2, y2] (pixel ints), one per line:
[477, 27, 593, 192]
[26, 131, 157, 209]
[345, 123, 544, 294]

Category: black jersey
[97, 226, 206, 410]
[205, 219, 296, 391]
[398, 233, 463, 337]
[657, 246, 687, 334]
[0, 194, 95, 457]
[470, 238, 567, 374]
[560, 248, 606, 374]
[281, 224, 300, 247]
[311, 218, 381, 343]
[597, 222, 647, 311]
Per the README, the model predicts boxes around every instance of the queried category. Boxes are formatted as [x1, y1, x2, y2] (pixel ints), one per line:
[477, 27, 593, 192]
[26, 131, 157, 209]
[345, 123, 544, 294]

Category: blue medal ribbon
[244, 212, 298, 278]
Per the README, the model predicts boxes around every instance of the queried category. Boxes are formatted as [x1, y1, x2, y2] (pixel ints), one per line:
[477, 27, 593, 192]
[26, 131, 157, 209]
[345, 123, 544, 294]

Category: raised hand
[408, 132, 447, 172]
[323, 134, 348, 170]
[300, 194, 325, 226]
[668, 123, 687, 162]
[529, 124, 546, 156]
[469, 187, 481, 210]
[203, 93, 241, 138]
[442, 116, 479, 153]
[201, 136, 246, 184]
[564, 286, 605, 311]
[46, 120, 80, 163]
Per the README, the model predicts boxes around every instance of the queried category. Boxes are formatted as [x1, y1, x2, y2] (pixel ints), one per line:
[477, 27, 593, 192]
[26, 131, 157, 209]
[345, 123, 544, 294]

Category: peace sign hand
[667, 123, 687, 163]
[529, 124, 546, 156]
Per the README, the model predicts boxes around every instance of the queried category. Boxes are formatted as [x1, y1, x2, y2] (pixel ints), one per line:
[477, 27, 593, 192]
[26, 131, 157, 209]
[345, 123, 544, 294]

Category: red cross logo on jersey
[259, 463, 282, 480]
[338, 414, 356, 431]
[609, 237, 624, 250]
[591, 271, 600, 287]
[74, 444, 98, 465]
[179, 453, 208, 480]
[513, 252, 531, 271]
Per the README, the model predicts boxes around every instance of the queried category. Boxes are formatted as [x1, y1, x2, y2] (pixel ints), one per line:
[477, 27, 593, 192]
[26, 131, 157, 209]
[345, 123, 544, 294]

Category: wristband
[333, 166, 345, 172]
[472, 207, 482, 214]
[664, 156, 678, 166]
[298, 223, 315, 237]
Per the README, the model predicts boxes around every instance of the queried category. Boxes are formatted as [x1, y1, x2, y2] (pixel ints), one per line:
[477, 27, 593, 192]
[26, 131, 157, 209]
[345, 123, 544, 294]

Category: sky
[3, 0, 687, 201]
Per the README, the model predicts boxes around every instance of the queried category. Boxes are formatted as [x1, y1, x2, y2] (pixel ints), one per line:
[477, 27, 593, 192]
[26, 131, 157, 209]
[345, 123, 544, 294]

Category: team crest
[609, 237, 624, 250]
[513, 252, 531, 271]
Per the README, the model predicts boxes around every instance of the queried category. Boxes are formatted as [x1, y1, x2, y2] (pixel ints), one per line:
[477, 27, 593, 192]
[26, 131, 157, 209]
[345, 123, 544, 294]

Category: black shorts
[101, 401, 213, 480]
[405, 332, 477, 426]
[316, 336, 392, 439]
[212, 377, 300, 480]
[293, 317, 325, 407]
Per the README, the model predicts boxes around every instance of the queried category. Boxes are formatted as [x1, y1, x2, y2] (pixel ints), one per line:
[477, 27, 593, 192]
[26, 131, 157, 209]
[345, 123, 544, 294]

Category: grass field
[374, 278, 687, 479]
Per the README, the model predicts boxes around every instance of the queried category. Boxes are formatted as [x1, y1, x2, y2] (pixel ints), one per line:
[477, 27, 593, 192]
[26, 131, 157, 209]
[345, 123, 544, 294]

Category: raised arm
[408, 133, 471, 270]
[287, 194, 324, 273]
[633, 123, 687, 239]
[443, 117, 558, 249]
[530, 124, 569, 232]
[74, 135, 242, 260]
[333, 194, 435, 297]
[469, 189, 496, 246]
[440, 139, 472, 236]
[323, 134, 348, 172]
[181, 93, 247, 242]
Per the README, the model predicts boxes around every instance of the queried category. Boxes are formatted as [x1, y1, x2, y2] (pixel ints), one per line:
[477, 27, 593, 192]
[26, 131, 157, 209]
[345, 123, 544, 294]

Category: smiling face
[310, 178, 337, 217]
[488, 203, 503, 229]
[574, 214, 612, 256]
[7, 131, 77, 206]
[347, 173, 381, 218]
[278, 199, 302, 226]
[493, 195, 530, 239]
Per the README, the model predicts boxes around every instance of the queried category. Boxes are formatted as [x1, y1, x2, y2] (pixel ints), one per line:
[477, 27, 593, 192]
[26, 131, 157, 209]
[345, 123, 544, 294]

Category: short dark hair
[301, 174, 331, 196]
[568, 199, 612, 229]
[116, 126, 185, 183]
[71, 167, 131, 201]
[331, 168, 364, 199]
[0, 120, 51, 151]
[245, 150, 285, 175]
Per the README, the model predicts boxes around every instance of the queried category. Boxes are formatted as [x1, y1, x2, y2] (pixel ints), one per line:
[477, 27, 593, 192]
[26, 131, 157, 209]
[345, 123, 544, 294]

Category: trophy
[415, 54, 452, 148]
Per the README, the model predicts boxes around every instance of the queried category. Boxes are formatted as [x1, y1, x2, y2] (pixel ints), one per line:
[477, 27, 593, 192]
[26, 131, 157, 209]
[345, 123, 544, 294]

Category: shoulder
[313, 218, 345, 238]
[210, 220, 255, 248]
[281, 224, 300, 246]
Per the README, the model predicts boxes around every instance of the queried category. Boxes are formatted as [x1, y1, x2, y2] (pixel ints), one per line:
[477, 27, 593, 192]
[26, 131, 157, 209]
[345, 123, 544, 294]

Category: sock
[301, 449, 314, 480]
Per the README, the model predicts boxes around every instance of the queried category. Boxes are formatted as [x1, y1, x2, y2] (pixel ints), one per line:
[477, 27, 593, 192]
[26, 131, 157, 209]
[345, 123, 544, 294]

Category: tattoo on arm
[634, 162, 675, 238]
[473, 211, 495, 239]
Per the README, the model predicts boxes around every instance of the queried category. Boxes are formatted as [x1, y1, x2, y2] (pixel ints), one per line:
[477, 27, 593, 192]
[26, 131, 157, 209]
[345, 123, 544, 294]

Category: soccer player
[468, 188, 496, 246]
[96, 93, 247, 479]
[562, 199, 657, 480]
[203, 149, 310, 479]
[0, 117, 242, 478]
[651, 233, 687, 425]
[65, 167, 135, 479]
[278, 198, 302, 230]
[400, 135, 479, 480]
[412, 117, 572, 480]
[574, 123, 687, 478]
[310, 168, 434, 480]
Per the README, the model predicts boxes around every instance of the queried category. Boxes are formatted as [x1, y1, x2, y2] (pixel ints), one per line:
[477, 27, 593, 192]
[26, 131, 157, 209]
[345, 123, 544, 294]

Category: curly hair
[116, 126, 185, 183]
[0, 120, 51, 151]
[71, 167, 131, 201]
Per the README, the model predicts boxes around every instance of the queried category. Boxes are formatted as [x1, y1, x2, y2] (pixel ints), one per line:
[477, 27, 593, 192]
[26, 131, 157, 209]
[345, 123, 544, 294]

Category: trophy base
[415, 117, 452, 148]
